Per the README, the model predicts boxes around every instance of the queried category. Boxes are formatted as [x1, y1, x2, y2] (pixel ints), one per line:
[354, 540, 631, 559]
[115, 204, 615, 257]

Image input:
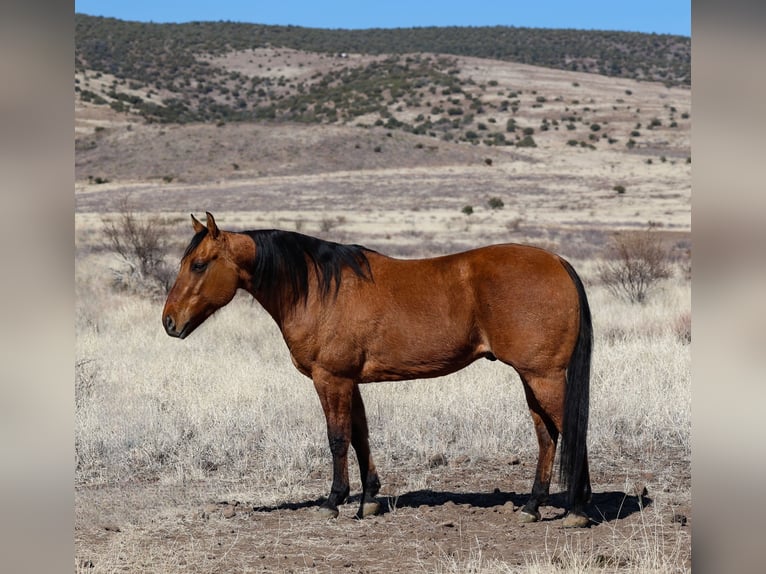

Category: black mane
[243, 230, 373, 304]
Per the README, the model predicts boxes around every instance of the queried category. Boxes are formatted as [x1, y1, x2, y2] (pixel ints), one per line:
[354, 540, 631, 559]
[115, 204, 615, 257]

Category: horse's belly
[358, 339, 487, 383]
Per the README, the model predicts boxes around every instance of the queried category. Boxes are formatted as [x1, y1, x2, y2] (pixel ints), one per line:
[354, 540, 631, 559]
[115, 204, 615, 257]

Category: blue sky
[75, 1, 691, 37]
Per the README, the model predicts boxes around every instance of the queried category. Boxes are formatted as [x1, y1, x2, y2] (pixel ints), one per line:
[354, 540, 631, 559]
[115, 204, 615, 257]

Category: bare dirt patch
[76, 454, 690, 572]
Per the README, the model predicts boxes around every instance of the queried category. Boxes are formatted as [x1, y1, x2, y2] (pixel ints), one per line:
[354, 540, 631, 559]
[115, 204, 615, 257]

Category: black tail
[558, 259, 592, 510]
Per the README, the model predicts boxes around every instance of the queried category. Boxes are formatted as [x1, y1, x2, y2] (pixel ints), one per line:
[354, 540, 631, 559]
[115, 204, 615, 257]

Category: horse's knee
[328, 432, 350, 455]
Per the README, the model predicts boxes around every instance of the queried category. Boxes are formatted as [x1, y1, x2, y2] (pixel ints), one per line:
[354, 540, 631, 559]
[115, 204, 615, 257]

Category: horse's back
[369, 243, 574, 301]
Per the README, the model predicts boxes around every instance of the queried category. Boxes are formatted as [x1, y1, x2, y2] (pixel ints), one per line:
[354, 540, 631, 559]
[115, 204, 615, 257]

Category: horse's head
[162, 212, 244, 339]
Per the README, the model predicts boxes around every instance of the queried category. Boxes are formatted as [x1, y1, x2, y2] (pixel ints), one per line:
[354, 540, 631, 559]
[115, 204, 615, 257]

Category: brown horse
[163, 213, 592, 527]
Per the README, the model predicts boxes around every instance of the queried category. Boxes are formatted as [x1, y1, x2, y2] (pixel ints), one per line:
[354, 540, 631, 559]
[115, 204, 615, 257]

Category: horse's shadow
[252, 489, 649, 524]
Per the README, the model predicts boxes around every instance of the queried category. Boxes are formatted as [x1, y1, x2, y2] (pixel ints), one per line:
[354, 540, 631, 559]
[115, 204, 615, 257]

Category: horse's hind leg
[518, 374, 563, 523]
[350, 384, 381, 518]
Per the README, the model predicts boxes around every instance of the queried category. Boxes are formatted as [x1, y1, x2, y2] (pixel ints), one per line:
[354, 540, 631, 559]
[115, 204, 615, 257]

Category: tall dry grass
[75, 245, 690, 488]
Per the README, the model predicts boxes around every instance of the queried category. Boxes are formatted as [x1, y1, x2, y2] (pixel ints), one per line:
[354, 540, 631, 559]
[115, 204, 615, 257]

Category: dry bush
[75, 359, 99, 411]
[597, 226, 671, 304]
[101, 196, 174, 297]
[674, 311, 692, 344]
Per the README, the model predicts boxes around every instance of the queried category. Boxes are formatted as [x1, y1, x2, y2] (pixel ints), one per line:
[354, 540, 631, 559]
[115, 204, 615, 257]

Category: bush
[597, 226, 671, 303]
[101, 196, 174, 297]
[487, 197, 504, 209]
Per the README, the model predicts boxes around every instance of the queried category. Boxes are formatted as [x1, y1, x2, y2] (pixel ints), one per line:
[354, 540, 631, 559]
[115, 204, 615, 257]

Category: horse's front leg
[313, 371, 353, 518]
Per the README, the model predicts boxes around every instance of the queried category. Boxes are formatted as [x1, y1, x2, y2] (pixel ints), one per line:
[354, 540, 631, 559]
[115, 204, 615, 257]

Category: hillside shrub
[487, 197, 504, 209]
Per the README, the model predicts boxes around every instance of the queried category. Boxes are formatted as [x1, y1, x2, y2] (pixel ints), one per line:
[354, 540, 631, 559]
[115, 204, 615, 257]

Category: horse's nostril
[164, 314, 175, 332]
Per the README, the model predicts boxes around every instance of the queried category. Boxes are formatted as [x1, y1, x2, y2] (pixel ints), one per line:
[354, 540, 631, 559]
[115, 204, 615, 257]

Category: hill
[75, 14, 689, 126]
[75, 14, 690, 251]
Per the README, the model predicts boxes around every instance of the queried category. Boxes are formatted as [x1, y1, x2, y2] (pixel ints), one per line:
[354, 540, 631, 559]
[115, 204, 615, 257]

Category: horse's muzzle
[163, 314, 186, 338]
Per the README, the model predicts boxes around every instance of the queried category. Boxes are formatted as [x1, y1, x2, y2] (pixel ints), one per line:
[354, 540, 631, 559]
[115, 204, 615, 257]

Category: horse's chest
[284, 327, 362, 377]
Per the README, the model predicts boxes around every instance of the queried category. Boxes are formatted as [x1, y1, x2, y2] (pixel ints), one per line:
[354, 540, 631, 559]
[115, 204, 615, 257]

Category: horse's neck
[231, 232, 322, 334]
[247, 272, 320, 337]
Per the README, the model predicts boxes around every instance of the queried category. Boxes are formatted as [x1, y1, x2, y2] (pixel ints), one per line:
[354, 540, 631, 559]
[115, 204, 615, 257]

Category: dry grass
[75, 255, 690, 485]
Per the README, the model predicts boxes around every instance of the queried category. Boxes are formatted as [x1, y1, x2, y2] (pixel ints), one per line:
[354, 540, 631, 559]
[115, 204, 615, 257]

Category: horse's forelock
[183, 228, 209, 259]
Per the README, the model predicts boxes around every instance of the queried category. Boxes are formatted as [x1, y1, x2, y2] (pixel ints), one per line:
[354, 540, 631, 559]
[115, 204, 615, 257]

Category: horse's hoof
[518, 509, 540, 523]
[562, 512, 590, 528]
[359, 501, 380, 518]
[317, 506, 339, 519]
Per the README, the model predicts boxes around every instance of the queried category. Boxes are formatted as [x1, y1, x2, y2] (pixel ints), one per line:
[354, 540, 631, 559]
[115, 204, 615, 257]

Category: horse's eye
[191, 260, 208, 273]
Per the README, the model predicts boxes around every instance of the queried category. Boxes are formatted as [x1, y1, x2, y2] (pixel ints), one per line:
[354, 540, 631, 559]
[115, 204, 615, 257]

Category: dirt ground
[75, 450, 691, 572]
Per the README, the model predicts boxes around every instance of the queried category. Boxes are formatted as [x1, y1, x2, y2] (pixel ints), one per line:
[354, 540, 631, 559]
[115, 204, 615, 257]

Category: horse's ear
[205, 212, 220, 239]
[191, 214, 205, 234]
